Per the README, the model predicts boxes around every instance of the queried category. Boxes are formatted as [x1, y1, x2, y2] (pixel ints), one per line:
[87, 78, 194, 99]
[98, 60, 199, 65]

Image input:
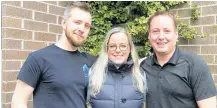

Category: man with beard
[11, 2, 96, 108]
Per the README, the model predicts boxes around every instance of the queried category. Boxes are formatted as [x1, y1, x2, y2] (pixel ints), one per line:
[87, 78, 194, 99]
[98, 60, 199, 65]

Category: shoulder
[139, 57, 147, 64]
[140, 55, 153, 67]
[81, 52, 97, 67]
[30, 45, 56, 58]
[179, 49, 206, 67]
[81, 52, 97, 60]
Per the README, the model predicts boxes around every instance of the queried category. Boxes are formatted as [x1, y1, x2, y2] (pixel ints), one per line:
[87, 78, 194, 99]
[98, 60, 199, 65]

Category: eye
[108, 44, 117, 50]
[120, 44, 128, 50]
[85, 24, 90, 29]
[74, 20, 81, 25]
[109, 45, 116, 48]
[152, 30, 159, 34]
[164, 29, 171, 34]
[120, 44, 127, 48]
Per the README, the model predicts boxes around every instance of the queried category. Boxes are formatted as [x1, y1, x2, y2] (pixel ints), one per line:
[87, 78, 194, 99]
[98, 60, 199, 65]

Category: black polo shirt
[141, 47, 216, 108]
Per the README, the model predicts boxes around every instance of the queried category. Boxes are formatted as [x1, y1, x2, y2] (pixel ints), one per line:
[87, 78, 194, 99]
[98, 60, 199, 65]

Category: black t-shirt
[141, 48, 217, 108]
[18, 45, 96, 108]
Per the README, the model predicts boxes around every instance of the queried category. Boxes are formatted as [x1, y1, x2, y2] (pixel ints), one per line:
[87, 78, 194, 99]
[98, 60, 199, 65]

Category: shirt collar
[152, 47, 180, 66]
[108, 59, 134, 73]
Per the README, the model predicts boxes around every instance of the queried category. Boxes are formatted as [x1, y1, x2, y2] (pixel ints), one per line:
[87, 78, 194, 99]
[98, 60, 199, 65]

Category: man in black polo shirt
[141, 11, 216, 108]
[11, 2, 96, 108]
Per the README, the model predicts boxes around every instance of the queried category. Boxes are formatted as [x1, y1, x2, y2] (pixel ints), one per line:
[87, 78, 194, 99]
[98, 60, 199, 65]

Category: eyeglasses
[107, 44, 129, 51]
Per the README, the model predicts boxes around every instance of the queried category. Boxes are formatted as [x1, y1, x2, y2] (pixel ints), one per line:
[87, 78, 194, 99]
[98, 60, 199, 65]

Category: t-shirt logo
[82, 64, 89, 85]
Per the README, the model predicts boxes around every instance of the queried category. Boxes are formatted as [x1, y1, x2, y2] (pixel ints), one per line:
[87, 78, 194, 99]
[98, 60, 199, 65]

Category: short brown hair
[148, 11, 177, 31]
[64, 1, 91, 19]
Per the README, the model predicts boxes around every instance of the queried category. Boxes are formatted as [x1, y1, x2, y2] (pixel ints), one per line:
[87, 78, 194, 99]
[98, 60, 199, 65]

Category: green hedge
[80, 1, 198, 57]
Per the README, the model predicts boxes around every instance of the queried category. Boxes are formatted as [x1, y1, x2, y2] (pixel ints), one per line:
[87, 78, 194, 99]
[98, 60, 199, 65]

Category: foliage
[80, 1, 198, 57]
[191, 4, 200, 21]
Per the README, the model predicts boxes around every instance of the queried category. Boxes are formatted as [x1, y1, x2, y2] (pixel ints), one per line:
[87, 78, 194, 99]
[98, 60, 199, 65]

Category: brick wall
[1, 1, 217, 108]
[173, 1, 217, 81]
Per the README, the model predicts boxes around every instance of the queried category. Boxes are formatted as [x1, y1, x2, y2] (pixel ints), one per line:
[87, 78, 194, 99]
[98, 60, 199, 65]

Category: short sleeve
[18, 54, 42, 89]
[82, 52, 97, 67]
[190, 56, 217, 101]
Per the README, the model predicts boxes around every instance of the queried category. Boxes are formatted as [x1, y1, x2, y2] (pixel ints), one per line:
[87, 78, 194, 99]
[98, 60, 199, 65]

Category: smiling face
[107, 32, 131, 65]
[149, 15, 178, 55]
[62, 8, 92, 47]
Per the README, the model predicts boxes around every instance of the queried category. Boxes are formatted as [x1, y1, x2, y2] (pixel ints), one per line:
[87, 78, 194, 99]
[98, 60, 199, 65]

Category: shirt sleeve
[82, 52, 97, 67]
[190, 55, 217, 101]
[18, 53, 42, 89]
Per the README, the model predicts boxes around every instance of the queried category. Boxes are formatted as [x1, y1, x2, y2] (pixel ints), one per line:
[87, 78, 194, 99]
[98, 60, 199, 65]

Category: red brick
[2, 17, 22, 28]
[2, 71, 19, 81]
[2, 39, 22, 49]
[49, 24, 62, 34]
[2, 50, 30, 60]
[2, 28, 32, 40]
[2, 103, 11, 108]
[2, 61, 21, 70]
[23, 1, 47, 12]
[35, 12, 56, 24]
[6, 82, 16, 92]
[24, 20, 48, 32]
[2, 82, 7, 92]
[209, 65, 217, 74]
[35, 32, 56, 42]
[2, 1, 21, 6]
[2, 93, 6, 103]
[5, 93, 13, 103]
[2, 5, 32, 19]
[24, 41, 47, 50]
[49, 5, 64, 16]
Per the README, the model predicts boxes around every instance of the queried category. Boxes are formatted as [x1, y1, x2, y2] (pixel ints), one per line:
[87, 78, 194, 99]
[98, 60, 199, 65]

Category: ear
[148, 31, 151, 40]
[175, 31, 179, 41]
[61, 17, 67, 30]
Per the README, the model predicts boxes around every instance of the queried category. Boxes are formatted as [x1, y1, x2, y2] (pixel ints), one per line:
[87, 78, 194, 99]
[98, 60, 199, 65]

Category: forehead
[69, 8, 92, 23]
[109, 32, 129, 44]
[150, 15, 175, 28]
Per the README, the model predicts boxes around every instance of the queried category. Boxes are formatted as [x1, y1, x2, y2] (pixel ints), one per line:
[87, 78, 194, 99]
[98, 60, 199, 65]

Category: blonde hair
[89, 27, 146, 97]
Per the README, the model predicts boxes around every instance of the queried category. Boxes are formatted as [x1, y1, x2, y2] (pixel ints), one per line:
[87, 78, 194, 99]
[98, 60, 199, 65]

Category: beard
[65, 30, 87, 47]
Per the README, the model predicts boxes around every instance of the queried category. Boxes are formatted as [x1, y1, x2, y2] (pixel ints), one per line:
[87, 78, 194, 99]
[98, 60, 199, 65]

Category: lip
[157, 41, 168, 45]
[113, 55, 123, 57]
[74, 33, 84, 39]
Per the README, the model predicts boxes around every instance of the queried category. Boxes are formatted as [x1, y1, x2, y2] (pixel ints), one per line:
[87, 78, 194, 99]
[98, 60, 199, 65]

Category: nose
[115, 46, 121, 52]
[158, 31, 165, 39]
[78, 24, 85, 35]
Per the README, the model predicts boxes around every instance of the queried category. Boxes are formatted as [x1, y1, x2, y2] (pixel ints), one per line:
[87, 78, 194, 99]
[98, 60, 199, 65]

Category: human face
[149, 15, 178, 55]
[62, 8, 92, 47]
[107, 32, 131, 65]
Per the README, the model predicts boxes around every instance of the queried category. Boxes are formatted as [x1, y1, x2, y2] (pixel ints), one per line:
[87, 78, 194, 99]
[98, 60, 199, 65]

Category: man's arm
[197, 96, 216, 108]
[11, 80, 34, 108]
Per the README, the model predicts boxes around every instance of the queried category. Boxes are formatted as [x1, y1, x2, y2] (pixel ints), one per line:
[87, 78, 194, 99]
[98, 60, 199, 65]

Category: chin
[155, 48, 167, 53]
[113, 60, 125, 65]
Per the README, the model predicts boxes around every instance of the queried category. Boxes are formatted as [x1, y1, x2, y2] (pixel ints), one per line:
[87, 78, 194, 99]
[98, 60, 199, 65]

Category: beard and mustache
[65, 29, 87, 47]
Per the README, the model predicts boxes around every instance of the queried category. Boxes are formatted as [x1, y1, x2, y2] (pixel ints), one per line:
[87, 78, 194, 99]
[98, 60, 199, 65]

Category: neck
[56, 32, 78, 51]
[155, 48, 176, 66]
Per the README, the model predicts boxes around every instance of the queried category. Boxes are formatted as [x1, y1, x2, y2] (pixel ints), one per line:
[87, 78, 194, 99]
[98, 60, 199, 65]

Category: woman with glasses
[87, 27, 147, 108]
